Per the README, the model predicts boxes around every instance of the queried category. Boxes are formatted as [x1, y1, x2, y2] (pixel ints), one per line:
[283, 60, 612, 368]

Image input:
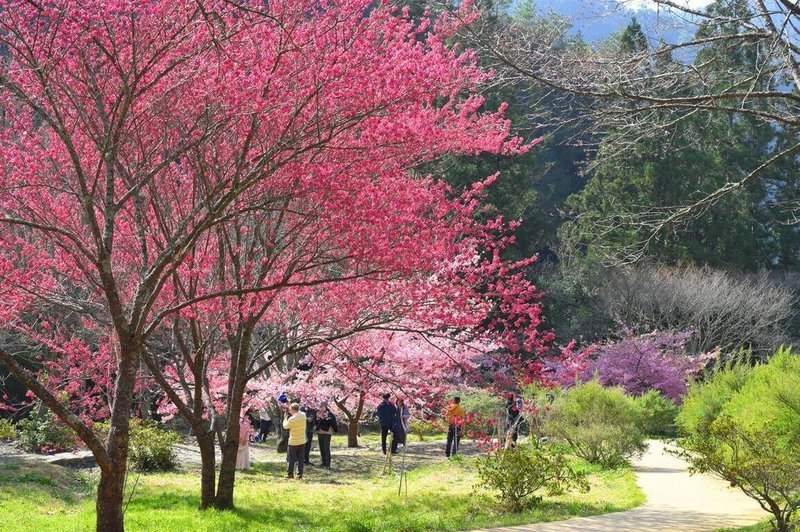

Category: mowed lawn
[0, 438, 644, 532]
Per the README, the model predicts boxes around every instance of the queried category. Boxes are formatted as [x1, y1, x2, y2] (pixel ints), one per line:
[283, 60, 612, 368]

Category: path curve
[483, 440, 767, 532]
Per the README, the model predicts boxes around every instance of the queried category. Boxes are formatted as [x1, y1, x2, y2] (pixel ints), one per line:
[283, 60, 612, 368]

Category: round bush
[636, 390, 679, 437]
[543, 381, 646, 468]
[476, 440, 589, 511]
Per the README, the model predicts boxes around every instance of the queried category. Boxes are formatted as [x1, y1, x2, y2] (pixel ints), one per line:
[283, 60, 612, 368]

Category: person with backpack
[315, 401, 338, 469]
[377, 393, 398, 455]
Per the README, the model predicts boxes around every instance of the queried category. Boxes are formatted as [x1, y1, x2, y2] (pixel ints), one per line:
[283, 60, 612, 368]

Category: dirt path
[483, 440, 768, 532]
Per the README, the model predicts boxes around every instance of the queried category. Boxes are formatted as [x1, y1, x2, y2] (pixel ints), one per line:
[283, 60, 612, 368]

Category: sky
[618, 0, 711, 10]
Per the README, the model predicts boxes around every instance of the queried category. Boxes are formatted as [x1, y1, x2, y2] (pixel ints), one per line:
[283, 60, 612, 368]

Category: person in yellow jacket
[283, 403, 307, 479]
[444, 396, 465, 458]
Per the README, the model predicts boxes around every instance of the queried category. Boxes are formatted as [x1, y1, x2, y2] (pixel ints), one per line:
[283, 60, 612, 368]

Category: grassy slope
[0, 443, 643, 532]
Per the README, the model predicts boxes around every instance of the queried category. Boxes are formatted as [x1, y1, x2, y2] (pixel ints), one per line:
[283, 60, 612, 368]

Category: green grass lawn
[0, 441, 643, 532]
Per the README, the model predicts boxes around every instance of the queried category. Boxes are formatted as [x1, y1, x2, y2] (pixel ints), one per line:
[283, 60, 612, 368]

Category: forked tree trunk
[215, 429, 240, 510]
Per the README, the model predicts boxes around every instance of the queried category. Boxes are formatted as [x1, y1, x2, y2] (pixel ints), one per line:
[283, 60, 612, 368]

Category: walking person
[301, 403, 317, 465]
[444, 396, 465, 458]
[236, 414, 252, 471]
[377, 393, 398, 455]
[394, 397, 410, 448]
[316, 401, 338, 469]
[283, 403, 307, 479]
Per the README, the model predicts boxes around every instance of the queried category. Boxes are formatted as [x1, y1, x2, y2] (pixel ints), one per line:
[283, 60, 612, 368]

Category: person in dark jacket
[315, 401, 338, 469]
[300, 404, 317, 465]
[505, 396, 522, 449]
[376, 393, 398, 455]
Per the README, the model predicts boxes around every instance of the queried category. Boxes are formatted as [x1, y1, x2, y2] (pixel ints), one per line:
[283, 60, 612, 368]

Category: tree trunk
[196, 430, 216, 510]
[96, 468, 125, 532]
[95, 340, 140, 531]
[215, 419, 240, 509]
[347, 418, 359, 448]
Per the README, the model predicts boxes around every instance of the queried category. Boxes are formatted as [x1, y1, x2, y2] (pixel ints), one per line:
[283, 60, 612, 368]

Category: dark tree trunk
[347, 418, 360, 448]
[215, 429, 240, 510]
[214, 326, 252, 510]
[196, 430, 216, 509]
[96, 468, 125, 532]
[95, 339, 140, 531]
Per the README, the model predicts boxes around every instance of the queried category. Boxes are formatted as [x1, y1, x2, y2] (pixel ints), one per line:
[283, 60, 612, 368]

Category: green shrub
[636, 390, 679, 437]
[94, 419, 181, 472]
[408, 418, 439, 441]
[676, 348, 800, 532]
[17, 408, 75, 453]
[0, 418, 16, 440]
[543, 381, 646, 468]
[476, 440, 589, 511]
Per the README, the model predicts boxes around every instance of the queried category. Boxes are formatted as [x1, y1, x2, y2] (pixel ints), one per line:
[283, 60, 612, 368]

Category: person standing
[236, 414, 252, 471]
[505, 396, 522, 449]
[316, 401, 338, 469]
[301, 404, 317, 465]
[283, 403, 307, 479]
[256, 405, 273, 442]
[276, 393, 290, 454]
[377, 393, 398, 455]
[394, 397, 410, 448]
[445, 396, 465, 458]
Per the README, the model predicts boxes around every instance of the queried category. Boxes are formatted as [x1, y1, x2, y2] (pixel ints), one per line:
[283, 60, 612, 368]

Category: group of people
[236, 395, 340, 477]
[234, 392, 526, 477]
[376, 393, 411, 455]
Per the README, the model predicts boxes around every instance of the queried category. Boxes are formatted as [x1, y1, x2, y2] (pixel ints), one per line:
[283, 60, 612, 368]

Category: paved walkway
[483, 440, 768, 532]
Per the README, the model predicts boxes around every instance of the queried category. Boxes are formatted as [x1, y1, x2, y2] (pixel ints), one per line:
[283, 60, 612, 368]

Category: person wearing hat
[315, 401, 339, 469]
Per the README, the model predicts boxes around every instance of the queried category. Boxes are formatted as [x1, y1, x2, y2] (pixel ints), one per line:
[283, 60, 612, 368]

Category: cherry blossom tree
[0, 0, 542, 528]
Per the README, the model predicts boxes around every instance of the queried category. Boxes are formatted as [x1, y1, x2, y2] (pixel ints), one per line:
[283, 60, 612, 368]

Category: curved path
[483, 440, 768, 532]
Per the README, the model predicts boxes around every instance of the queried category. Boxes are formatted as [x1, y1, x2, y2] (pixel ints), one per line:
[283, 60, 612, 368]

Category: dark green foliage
[476, 440, 589, 511]
[677, 348, 800, 532]
[635, 390, 679, 437]
[17, 408, 75, 454]
[543, 381, 647, 468]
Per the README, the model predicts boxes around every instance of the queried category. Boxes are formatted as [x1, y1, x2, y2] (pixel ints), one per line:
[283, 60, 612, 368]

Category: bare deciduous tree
[598, 264, 796, 356]
[456, 0, 800, 262]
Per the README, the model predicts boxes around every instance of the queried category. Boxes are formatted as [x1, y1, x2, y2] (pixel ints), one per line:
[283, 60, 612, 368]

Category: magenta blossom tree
[591, 331, 713, 402]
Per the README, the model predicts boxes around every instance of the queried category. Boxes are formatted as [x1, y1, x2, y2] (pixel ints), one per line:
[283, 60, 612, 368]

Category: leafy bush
[636, 390, 679, 437]
[130, 421, 181, 471]
[448, 391, 505, 432]
[676, 348, 800, 532]
[0, 418, 16, 440]
[17, 408, 75, 453]
[94, 419, 181, 471]
[476, 440, 589, 511]
[543, 381, 646, 468]
[408, 418, 439, 441]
